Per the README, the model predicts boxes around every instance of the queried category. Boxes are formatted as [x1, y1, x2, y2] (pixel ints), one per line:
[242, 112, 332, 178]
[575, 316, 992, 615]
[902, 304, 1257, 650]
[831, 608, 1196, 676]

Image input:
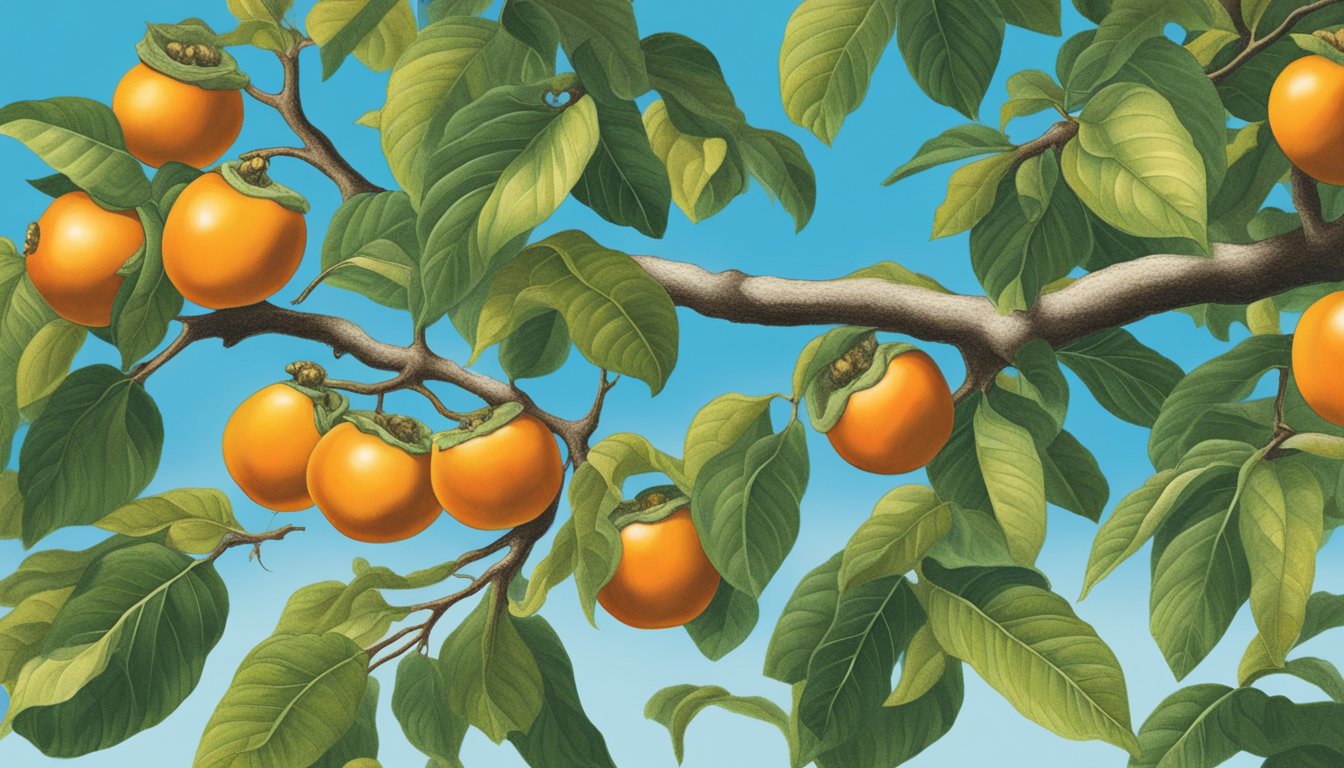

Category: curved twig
[1208, 0, 1344, 82]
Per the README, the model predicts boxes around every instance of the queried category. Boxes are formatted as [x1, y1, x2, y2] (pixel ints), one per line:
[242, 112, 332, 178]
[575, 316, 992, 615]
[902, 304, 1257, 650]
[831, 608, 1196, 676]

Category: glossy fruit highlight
[598, 508, 721, 629]
[306, 421, 440, 543]
[24, 192, 144, 327]
[162, 172, 306, 309]
[1269, 55, 1344, 185]
[1293, 291, 1344, 425]
[431, 411, 564, 530]
[112, 63, 243, 168]
[222, 383, 324, 512]
[825, 349, 954, 474]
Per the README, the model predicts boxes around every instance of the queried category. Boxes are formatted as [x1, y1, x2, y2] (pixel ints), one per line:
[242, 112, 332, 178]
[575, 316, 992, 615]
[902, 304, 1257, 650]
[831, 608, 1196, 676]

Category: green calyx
[137, 22, 249, 91]
[218, 160, 311, 214]
[432, 401, 525, 451]
[610, 485, 689, 530]
[806, 340, 917, 433]
[343, 410, 433, 454]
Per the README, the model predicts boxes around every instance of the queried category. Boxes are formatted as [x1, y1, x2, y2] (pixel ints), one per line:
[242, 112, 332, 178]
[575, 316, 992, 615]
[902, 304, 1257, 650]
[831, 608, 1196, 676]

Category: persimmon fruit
[825, 348, 954, 474]
[431, 411, 564, 530]
[306, 418, 440, 543]
[162, 171, 306, 309]
[112, 62, 243, 168]
[1292, 291, 1344, 425]
[222, 383, 324, 512]
[1269, 55, 1344, 185]
[24, 191, 144, 328]
[598, 508, 721, 629]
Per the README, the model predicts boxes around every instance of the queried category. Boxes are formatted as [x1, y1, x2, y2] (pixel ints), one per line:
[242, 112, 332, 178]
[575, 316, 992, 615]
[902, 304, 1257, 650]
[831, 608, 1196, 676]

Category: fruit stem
[236, 155, 274, 188]
[22, 222, 38, 256]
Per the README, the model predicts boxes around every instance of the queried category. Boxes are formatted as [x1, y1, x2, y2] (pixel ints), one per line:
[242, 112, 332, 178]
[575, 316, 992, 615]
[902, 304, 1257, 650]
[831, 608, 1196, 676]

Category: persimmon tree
[2, 0, 1344, 766]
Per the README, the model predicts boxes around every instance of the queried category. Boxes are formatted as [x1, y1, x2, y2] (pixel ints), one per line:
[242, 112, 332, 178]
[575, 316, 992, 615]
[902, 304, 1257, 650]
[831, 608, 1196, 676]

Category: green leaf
[217, 18, 294, 52]
[1247, 656, 1344, 703]
[0, 471, 20, 540]
[500, 0, 561, 61]
[641, 32, 746, 138]
[381, 18, 546, 200]
[0, 98, 150, 210]
[0, 536, 141, 607]
[974, 394, 1047, 565]
[320, 191, 418, 310]
[571, 96, 671, 238]
[682, 393, 775, 488]
[895, 0, 1006, 120]
[4, 543, 228, 756]
[475, 96, 599, 262]
[500, 311, 571, 381]
[26, 173, 80, 199]
[508, 615, 617, 767]
[15, 320, 85, 422]
[1043, 430, 1109, 522]
[642, 99, 745, 223]
[312, 678, 380, 768]
[1148, 334, 1290, 469]
[926, 395, 991, 513]
[0, 586, 71, 690]
[151, 162, 202, 213]
[309, 0, 417, 79]
[1001, 70, 1066, 131]
[93, 488, 244, 554]
[392, 653, 467, 768]
[1015, 150, 1059, 223]
[931, 152, 1016, 239]
[922, 569, 1140, 754]
[415, 81, 583, 325]
[816, 660, 963, 768]
[684, 580, 759, 661]
[839, 485, 952, 591]
[779, 0, 898, 144]
[1066, 0, 1214, 96]
[646, 685, 790, 765]
[1290, 32, 1344, 65]
[1058, 329, 1184, 428]
[272, 560, 459, 647]
[1239, 458, 1324, 665]
[18, 365, 163, 547]
[1061, 83, 1208, 247]
[439, 591, 545, 743]
[886, 125, 1015, 186]
[791, 327, 874, 400]
[692, 420, 809, 598]
[472, 230, 679, 394]
[195, 633, 370, 768]
[885, 623, 947, 706]
[970, 175, 1091, 313]
[1211, 122, 1290, 243]
[996, 0, 1062, 33]
[764, 551, 843, 684]
[228, 0, 293, 24]
[111, 206, 181, 369]
[535, 0, 649, 101]
[799, 577, 924, 753]
[135, 23, 251, 90]
[1149, 470, 1249, 679]
[426, 0, 492, 22]
[739, 127, 817, 232]
[512, 519, 577, 618]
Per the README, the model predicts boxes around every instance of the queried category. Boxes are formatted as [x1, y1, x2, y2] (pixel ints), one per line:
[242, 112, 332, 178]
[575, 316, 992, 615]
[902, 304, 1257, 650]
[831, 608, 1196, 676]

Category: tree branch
[204, 524, 304, 564]
[1208, 0, 1344, 82]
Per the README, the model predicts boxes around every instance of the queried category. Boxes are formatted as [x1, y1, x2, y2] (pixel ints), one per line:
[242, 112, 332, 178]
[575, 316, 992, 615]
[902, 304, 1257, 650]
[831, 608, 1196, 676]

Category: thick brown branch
[1208, 0, 1344, 82]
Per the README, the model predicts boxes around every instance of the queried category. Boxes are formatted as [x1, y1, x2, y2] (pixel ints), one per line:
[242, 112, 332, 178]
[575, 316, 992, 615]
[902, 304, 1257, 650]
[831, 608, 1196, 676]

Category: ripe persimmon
[1269, 55, 1344, 185]
[305, 414, 440, 543]
[431, 408, 563, 530]
[222, 374, 343, 512]
[24, 192, 144, 328]
[826, 348, 954, 474]
[598, 508, 721, 629]
[112, 63, 243, 168]
[162, 167, 306, 309]
[1293, 291, 1344, 425]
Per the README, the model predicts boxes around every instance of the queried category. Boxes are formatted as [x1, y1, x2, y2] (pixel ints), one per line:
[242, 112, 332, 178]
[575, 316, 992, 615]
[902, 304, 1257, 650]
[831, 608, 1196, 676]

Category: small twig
[204, 524, 304, 564]
[326, 371, 414, 396]
[1209, 0, 1344, 82]
[408, 383, 469, 421]
[1011, 121, 1078, 169]
[1265, 367, 1297, 459]
[1293, 167, 1328, 246]
[130, 320, 200, 384]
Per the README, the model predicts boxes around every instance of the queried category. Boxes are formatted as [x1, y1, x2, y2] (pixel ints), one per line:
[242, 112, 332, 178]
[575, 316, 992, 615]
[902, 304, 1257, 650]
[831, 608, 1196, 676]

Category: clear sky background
[1, 2, 1340, 767]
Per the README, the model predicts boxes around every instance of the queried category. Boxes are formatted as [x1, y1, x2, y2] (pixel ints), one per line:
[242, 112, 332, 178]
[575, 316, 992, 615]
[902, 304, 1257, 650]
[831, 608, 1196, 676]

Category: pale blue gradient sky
[0, 2, 1338, 767]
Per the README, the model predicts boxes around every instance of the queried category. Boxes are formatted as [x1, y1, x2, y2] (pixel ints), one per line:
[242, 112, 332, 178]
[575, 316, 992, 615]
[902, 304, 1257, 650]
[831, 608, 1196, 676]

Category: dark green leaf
[1058, 329, 1184, 428]
[312, 678, 380, 768]
[571, 97, 670, 238]
[764, 551, 843, 684]
[885, 124, 1014, 185]
[684, 579, 759, 661]
[320, 191, 418, 310]
[111, 206, 181, 369]
[392, 653, 467, 768]
[895, 0, 1006, 120]
[509, 615, 617, 767]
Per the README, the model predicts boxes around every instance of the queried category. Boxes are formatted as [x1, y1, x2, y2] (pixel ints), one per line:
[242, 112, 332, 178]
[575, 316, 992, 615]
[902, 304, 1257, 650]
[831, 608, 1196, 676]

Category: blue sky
[1, 2, 1340, 767]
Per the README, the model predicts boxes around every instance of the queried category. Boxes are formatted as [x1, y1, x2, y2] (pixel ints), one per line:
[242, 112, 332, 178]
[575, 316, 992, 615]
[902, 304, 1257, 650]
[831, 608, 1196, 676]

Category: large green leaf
[1239, 458, 1324, 665]
[646, 685, 790, 765]
[311, 678, 380, 768]
[272, 559, 459, 648]
[92, 488, 244, 555]
[885, 624, 947, 707]
[15, 321, 85, 423]
[779, 0, 899, 144]
[1065, 0, 1215, 96]
[641, 32, 745, 138]
[439, 591, 545, 743]
[18, 365, 163, 547]
[392, 653, 467, 768]
[1058, 329, 1183, 428]
[922, 568, 1139, 754]
[764, 551, 843, 684]
[641, 99, 747, 223]
[798, 577, 923, 753]
[739, 127, 817, 232]
[0, 98, 149, 209]
[0, 535, 141, 607]
[839, 485, 952, 591]
[508, 615, 616, 767]
[308, 0, 417, 79]
[692, 420, 809, 598]
[0, 248, 58, 467]
[682, 393, 775, 488]
[472, 230, 679, 394]
[974, 393, 1047, 565]
[1000, 70, 1066, 132]
[4, 543, 227, 756]
[931, 152, 1016, 238]
[1061, 83, 1207, 247]
[195, 633, 370, 768]
[512, 519, 578, 618]
[970, 176, 1091, 313]
[571, 96, 670, 238]
[816, 661, 963, 768]
[535, 0, 648, 101]
[0, 586, 70, 690]
[500, 311, 571, 381]
[927, 395, 991, 513]
[684, 579, 759, 661]
[319, 191, 418, 310]
[1043, 430, 1110, 523]
[110, 206, 181, 370]
[1148, 334, 1290, 469]
[885, 124, 1014, 185]
[895, 0, 1005, 120]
